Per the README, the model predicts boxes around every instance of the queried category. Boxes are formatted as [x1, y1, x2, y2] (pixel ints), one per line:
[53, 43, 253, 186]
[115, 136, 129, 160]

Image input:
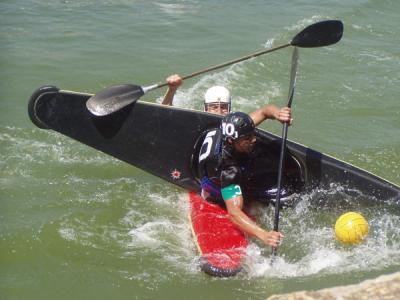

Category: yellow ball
[335, 212, 369, 245]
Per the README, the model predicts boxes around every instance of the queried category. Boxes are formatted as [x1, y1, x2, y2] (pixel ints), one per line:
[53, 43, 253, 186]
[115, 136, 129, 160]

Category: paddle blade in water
[86, 84, 144, 116]
[291, 20, 344, 48]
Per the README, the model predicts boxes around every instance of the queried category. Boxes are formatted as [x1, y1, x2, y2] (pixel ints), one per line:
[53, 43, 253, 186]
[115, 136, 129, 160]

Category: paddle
[272, 46, 299, 258]
[86, 20, 343, 116]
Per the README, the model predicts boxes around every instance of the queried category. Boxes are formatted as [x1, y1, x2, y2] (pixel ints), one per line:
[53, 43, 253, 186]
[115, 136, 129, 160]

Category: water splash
[242, 185, 400, 278]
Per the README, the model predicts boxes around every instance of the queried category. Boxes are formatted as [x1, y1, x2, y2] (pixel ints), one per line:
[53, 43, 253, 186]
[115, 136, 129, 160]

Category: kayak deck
[188, 192, 248, 277]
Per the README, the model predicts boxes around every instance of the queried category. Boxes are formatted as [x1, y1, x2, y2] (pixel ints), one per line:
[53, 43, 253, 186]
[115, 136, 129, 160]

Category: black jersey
[198, 129, 224, 185]
[198, 129, 280, 202]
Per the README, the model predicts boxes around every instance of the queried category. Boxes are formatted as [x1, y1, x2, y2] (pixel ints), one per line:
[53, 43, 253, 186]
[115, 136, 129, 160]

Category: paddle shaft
[273, 126, 289, 232]
[271, 47, 298, 257]
[152, 44, 291, 90]
[271, 123, 289, 258]
[154, 19, 342, 90]
[86, 20, 343, 116]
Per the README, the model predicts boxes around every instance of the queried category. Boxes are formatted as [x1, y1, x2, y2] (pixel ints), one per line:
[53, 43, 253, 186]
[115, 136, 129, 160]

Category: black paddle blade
[291, 20, 344, 48]
[86, 84, 144, 116]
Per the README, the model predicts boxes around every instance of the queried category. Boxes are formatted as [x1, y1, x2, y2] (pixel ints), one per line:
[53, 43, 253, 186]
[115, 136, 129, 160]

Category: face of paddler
[232, 133, 257, 153]
[204, 102, 230, 115]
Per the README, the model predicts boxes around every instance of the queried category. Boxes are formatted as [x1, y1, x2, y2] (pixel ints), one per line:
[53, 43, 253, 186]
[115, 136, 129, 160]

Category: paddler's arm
[224, 192, 283, 248]
[161, 74, 182, 106]
[249, 104, 293, 127]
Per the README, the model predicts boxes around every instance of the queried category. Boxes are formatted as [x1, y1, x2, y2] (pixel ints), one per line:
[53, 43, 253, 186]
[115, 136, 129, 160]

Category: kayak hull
[188, 192, 248, 277]
[28, 86, 400, 202]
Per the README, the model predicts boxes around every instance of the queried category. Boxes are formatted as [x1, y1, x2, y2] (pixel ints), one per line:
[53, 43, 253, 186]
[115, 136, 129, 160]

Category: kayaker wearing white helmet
[162, 73, 293, 248]
[162, 74, 231, 115]
[161, 73, 292, 122]
[203, 85, 231, 115]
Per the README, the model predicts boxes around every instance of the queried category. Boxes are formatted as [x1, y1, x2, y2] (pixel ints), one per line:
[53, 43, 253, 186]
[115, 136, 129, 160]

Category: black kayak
[28, 86, 400, 203]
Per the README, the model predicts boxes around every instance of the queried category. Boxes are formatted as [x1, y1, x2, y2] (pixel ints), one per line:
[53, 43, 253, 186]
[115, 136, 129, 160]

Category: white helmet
[204, 86, 231, 104]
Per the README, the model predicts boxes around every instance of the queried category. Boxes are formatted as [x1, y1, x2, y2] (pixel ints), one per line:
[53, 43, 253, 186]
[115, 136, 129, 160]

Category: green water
[1, 1, 399, 299]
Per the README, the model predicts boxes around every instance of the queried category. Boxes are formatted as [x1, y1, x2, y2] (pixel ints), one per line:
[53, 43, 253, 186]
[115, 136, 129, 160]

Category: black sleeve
[221, 164, 241, 188]
[220, 145, 241, 188]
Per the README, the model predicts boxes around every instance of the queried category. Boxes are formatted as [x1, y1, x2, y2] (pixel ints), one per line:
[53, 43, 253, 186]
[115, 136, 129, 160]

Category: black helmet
[220, 112, 255, 141]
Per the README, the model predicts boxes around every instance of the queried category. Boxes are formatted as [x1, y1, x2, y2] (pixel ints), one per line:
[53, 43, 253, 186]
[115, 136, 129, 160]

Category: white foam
[359, 50, 392, 62]
[231, 182, 400, 278]
[59, 227, 77, 241]
[285, 15, 329, 31]
[128, 221, 167, 248]
[263, 38, 275, 49]
[156, 3, 188, 15]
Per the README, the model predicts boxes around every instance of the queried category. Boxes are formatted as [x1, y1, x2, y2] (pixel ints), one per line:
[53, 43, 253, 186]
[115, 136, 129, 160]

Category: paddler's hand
[260, 230, 284, 248]
[166, 74, 183, 91]
[275, 107, 293, 125]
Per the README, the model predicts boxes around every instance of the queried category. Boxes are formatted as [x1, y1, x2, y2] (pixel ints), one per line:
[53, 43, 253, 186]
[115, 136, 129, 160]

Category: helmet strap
[204, 101, 231, 113]
[225, 137, 234, 144]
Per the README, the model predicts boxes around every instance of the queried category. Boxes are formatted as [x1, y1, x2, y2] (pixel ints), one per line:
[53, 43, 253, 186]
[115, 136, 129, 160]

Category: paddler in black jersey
[198, 110, 292, 248]
[162, 73, 292, 247]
